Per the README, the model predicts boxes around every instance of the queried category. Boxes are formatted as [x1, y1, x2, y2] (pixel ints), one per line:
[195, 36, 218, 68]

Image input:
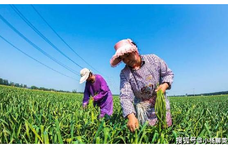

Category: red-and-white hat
[110, 39, 138, 67]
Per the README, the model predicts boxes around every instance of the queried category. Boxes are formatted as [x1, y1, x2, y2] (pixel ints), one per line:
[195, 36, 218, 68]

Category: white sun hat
[80, 68, 91, 84]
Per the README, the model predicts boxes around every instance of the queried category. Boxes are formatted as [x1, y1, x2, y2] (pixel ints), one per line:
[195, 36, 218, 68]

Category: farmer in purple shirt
[80, 68, 113, 118]
[110, 39, 174, 132]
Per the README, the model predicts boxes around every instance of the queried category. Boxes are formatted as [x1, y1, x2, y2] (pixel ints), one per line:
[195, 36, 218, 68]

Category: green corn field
[0, 85, 228, 144]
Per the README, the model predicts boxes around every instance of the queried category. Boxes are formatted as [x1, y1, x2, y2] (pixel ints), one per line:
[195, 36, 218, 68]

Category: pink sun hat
[110, 39, 138, 67]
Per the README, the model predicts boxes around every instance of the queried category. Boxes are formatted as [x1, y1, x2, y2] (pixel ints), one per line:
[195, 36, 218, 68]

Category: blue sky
[0, 4, 228, 95]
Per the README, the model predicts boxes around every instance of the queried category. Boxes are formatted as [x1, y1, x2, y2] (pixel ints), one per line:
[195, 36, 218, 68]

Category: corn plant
[0, 85, 228, 144]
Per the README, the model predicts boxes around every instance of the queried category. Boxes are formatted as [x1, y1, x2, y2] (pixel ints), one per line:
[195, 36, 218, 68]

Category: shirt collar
[140, 55, 145, 66]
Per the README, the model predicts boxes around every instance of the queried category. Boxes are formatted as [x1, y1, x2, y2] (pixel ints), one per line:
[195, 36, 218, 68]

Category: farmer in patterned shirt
[110, 39, 174, 132]
[80, 68, 113, 118]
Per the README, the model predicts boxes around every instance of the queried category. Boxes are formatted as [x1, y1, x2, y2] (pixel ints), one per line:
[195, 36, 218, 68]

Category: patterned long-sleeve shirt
[119, 54, 174, 126]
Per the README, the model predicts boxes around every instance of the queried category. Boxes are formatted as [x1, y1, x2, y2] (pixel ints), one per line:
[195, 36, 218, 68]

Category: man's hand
[155, 83, 169, 93]
[127, 113, 139, 132]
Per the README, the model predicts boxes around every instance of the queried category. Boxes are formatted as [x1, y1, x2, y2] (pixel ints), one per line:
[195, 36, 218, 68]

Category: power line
[30, 5, 115, 88]
[0, 35, 79, 81]
[11, 5, 84, 69]
[30, 4, 104, 75]
[0, 14, 80, 77]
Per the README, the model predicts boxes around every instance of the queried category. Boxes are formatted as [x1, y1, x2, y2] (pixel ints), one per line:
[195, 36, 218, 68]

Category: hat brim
[80, 72, 90, 84]
[110, 45, 138, 67]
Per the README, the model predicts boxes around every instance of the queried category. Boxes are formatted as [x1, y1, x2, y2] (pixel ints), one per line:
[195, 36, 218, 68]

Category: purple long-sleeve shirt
[83, 74, 113, 117]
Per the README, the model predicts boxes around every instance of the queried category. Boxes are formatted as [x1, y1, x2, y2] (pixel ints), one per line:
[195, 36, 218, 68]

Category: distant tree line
[170, 91, 228, 97]
[186, 91, 228, 96]
[0, 77, 78, 93]
[0, 78, 27, 88]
